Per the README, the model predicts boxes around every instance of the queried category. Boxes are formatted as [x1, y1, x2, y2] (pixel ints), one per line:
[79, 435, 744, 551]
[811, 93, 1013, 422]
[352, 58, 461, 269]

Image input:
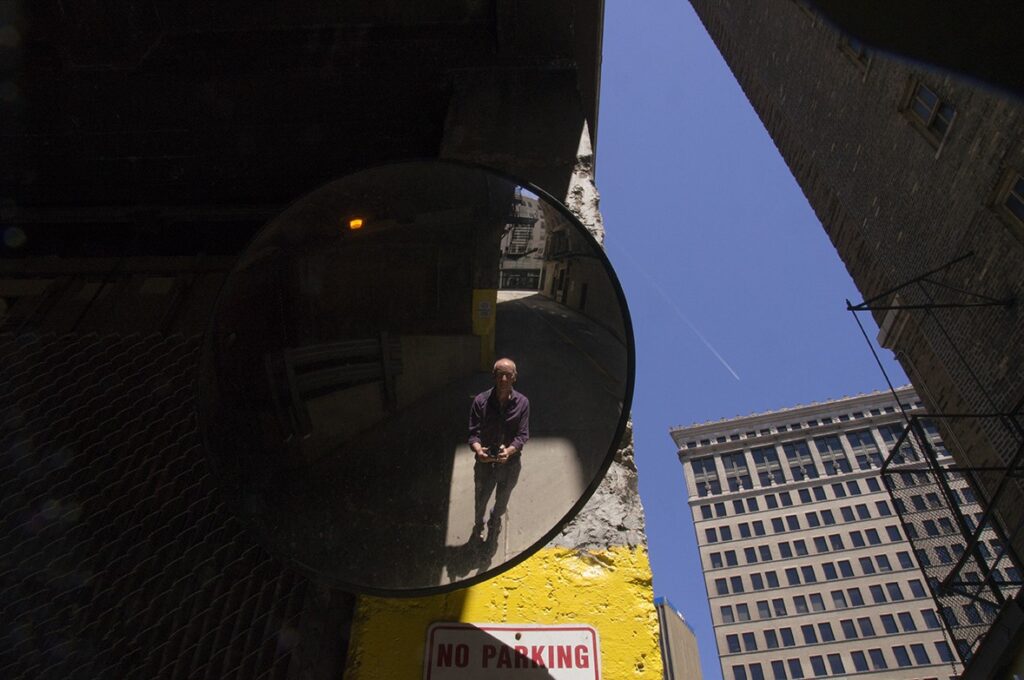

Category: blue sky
[596, 3, 907, 678]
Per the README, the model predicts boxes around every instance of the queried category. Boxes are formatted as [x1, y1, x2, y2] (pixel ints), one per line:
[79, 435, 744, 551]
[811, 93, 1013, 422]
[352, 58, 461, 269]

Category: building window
[868, 648, 887, 670]
[847, 429, 883, 469]
[840, 619, 858, 639]
[722, 451, 752, 491]
[787, 658, 804, 680]
[801, 625, 817, 644]
[994, 169, 1024, 239]
[878, 424, 919, 463]
[726, 634, 741, 653]
[886, 582, 905, 601]
[814, 435, 851, 474]
[826, 654, 845, 675]
[905, 81, 956, 147]
[770, 660, 786, 680]
[783, 441, 818, 479]
[892, 645, 912, 668]
[808, 656, 826, 677]
[857, 617, 875, 636]
[898, 612, 917, 631]
[692, 456, 721, 496]
[752, 445, 785, 485]
[721, 605, 734, 623]
[851, 650, 868, 672]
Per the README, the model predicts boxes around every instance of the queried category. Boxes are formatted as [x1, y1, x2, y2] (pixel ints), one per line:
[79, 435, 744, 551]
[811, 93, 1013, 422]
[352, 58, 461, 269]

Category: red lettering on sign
[513, 645, 529, 668]
[531, 645, 546, 667]
[497, 646, 512, 668]
[555, 645, 571, 668]
[454, 644, 469, 667]
[437, 644, 453, 668]
[482, 644, 496, 668]
[575, 644, 590, 668]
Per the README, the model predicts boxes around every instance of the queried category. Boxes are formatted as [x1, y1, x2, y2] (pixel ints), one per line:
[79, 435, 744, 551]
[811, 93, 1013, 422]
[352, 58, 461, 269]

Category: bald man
[468, 357, 531, 540]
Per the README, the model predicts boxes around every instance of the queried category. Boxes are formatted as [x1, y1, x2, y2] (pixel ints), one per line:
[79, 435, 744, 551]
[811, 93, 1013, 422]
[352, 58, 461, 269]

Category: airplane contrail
[610, 243, 742, 381]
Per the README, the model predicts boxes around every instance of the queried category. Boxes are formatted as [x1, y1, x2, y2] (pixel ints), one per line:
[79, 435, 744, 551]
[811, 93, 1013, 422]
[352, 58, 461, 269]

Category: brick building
[688, 1, 1024, 673]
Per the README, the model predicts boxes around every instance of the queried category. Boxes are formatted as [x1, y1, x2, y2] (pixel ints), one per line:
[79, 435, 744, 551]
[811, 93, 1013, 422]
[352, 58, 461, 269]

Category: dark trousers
[473, 456, 522, 527]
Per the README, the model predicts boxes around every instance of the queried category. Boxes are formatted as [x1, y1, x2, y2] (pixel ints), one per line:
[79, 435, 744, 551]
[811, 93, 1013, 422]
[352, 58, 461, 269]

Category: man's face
[493, 362, 516, 391]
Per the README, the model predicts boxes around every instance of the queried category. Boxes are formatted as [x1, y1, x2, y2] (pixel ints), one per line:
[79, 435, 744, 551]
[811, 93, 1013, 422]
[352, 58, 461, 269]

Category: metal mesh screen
[881, 418, 1022, 663]
[1, 332, 308, 680]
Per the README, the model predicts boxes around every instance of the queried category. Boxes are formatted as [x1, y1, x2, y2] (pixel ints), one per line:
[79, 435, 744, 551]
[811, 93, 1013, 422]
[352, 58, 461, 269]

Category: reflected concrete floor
[266, 293, 626, 593]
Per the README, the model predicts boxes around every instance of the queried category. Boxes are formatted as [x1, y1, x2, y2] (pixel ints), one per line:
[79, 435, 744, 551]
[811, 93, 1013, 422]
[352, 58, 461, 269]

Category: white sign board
[424, 623, 600, 679]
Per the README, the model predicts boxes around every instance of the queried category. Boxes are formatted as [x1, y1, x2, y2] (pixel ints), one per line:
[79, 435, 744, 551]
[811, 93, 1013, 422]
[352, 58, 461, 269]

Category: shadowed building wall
[686, 1, 1024, 673]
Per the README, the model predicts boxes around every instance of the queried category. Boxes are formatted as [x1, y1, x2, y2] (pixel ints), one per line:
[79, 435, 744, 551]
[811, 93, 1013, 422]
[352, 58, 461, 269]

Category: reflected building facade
[672, 388, 970, 680]
[499, 190, 547, 291]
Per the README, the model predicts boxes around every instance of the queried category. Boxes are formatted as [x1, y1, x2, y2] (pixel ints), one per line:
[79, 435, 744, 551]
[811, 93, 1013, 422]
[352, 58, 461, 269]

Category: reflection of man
[468, 357, 530, 541]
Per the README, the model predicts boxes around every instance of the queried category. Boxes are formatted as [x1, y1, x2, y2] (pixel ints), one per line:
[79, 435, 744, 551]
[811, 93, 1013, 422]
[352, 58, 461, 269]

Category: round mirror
[197, 160, 634, 595]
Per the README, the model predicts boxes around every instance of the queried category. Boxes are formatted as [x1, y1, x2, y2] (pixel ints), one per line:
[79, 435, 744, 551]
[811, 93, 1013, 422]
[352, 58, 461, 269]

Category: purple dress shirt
[468, 387, 530, 455]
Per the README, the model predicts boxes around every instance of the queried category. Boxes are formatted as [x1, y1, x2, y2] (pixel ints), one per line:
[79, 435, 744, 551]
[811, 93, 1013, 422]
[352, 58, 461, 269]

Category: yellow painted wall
[345, 546, 662, 678]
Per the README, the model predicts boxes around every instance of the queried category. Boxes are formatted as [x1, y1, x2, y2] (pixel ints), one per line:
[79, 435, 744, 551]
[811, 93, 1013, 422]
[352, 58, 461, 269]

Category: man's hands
[472, 444, 518, 464]
[495, 445, 517, 464]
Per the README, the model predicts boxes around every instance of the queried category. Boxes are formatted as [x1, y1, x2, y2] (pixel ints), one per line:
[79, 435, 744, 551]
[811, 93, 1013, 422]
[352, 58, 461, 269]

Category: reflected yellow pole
[471, 288, 497, 371]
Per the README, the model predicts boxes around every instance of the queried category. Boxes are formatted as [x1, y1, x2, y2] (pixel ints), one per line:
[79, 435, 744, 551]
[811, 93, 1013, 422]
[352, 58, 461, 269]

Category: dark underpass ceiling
[1, 0, 601, 220]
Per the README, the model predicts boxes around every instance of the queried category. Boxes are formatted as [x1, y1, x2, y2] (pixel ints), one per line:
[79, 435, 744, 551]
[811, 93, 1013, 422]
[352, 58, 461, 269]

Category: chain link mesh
[1, 332, 308, 680]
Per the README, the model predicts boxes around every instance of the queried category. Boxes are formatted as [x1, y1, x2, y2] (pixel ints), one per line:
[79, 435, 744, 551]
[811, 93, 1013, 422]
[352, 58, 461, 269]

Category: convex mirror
[197, 160, 634, 595]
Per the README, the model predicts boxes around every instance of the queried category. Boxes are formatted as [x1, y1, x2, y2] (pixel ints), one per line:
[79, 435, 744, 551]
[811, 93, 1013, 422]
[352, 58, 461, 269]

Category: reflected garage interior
[197, 161, 633, 594]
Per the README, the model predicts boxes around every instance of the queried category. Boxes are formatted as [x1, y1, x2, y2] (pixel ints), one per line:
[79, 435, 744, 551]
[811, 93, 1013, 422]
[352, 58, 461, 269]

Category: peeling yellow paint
[345, 546, 661, 679]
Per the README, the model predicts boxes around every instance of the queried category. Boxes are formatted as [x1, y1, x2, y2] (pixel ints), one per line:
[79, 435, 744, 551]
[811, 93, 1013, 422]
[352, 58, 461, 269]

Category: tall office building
[672, 387, 985, 680]
[655, 597, 703, 680]
[687, 2, 1024, 671]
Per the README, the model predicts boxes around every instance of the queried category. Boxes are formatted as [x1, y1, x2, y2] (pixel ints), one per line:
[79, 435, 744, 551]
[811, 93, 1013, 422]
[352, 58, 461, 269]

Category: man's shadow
[444, 513, 504, 581]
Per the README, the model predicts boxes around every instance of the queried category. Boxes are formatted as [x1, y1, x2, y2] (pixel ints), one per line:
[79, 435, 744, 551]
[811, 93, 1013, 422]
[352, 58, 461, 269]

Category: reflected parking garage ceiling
[197, 161, 634, 595]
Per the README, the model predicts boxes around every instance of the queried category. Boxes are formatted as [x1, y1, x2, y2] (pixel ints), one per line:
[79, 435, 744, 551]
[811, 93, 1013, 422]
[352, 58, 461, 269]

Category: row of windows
[708, 525, 906, 569]
[714, 567, 926, 604]
[682, 403, 914, 449]
[691, 424, 945, 496]
[719, 591, 937, 627]
[729, 639, 953, 679]
[697, 477, 885, 520]
[696, 475, 974, 523]
[703, 500, 893, 543]
[726, 608, 944, 653]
